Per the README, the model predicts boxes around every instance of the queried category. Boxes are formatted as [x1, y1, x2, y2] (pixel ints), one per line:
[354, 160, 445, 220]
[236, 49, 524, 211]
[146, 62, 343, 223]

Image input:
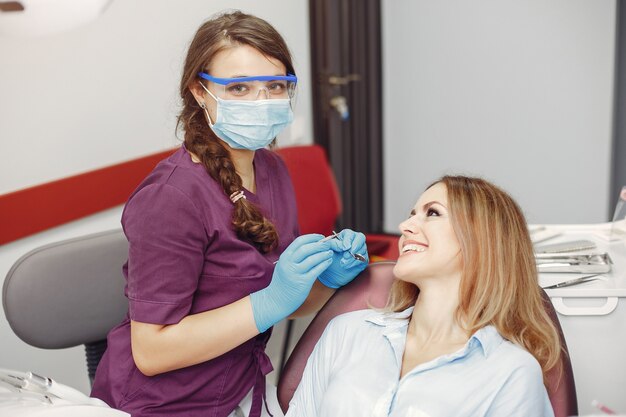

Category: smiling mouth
[401, 243, 427, 254]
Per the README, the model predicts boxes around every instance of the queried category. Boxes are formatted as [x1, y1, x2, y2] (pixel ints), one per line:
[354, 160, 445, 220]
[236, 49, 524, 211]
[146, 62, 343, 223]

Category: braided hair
[176, 11, 295, 253]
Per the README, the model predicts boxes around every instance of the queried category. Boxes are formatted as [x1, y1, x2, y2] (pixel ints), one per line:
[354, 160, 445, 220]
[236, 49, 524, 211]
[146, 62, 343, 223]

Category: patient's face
[393, 183, 462, 286]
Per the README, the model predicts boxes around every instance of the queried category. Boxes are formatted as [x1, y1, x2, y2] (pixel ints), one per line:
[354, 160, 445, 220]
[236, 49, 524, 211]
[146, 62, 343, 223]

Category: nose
[398, 215, 421, 236]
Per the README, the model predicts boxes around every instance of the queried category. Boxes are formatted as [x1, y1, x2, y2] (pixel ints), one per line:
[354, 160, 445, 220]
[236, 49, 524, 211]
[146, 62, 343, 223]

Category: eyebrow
[410, 200, 446, 216]
[423, 200, 444, 209]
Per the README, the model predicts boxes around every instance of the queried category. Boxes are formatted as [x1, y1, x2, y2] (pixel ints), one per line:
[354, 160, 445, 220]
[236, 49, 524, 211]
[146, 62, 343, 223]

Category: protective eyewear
[198, 72, 297, 100]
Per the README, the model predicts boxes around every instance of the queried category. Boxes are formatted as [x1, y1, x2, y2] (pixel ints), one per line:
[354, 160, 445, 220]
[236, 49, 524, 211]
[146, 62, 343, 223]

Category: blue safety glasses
[198, 72, 297, 100]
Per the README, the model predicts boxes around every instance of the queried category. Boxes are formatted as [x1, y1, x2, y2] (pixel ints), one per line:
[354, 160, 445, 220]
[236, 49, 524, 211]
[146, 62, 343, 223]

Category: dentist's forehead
[209, 44, 285, 78]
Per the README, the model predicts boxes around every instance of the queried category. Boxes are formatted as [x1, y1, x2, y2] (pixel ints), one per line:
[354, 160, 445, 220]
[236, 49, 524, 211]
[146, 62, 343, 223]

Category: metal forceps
[542, 274, 602, 289]
[321, 230, 367, 262]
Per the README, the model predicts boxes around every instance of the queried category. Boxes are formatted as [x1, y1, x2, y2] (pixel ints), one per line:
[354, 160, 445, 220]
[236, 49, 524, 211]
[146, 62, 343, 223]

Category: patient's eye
[426, 207, 440, 217]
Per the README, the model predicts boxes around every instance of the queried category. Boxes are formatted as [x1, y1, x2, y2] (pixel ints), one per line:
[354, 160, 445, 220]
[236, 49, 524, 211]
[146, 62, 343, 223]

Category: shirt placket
[375, 327, 477, 417]
[372, 325, 408, 417]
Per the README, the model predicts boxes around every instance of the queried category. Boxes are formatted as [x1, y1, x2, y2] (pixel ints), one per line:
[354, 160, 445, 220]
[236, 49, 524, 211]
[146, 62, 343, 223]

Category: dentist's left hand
[318, 229, 369, 289]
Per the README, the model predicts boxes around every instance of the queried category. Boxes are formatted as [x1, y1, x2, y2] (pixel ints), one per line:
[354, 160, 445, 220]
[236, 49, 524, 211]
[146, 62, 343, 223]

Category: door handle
[327, 73, 361, 86]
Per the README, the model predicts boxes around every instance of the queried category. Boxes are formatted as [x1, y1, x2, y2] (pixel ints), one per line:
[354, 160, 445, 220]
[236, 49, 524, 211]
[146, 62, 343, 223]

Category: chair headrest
[3, 229, 129, 348]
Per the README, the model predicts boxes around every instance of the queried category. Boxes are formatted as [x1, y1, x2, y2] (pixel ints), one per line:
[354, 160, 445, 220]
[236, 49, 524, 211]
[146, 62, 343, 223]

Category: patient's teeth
[402, 244, 426, 253]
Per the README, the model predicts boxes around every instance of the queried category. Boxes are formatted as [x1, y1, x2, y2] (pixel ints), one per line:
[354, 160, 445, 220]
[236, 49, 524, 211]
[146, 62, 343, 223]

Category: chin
[392, 261, 420, 284]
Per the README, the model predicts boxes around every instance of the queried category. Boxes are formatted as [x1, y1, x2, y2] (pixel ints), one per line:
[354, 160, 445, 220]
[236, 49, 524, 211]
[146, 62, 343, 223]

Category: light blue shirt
[286, 308, 554, 417]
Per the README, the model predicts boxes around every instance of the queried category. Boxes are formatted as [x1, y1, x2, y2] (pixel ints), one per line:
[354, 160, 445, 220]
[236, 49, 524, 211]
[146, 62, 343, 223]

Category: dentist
[91, 10, 368, 417]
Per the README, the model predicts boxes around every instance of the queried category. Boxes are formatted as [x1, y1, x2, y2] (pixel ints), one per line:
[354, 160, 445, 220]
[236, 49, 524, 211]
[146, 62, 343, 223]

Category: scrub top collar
[179, 143, 270, 205]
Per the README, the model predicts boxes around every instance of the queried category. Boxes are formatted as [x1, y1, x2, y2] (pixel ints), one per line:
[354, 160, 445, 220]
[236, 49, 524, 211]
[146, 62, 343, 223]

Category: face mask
[200, 85, 294, 151]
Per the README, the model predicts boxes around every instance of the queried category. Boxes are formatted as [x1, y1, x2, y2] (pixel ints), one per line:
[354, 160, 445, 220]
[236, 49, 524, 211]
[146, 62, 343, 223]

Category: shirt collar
[364, 306, 413, 329]
[467, 325, 503, 357]
[365, 308, 504, 357]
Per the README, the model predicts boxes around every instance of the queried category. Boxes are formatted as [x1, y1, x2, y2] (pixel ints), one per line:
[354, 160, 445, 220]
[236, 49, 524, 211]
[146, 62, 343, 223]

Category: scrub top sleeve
[285, 318, 339, 417]
[485, 359, 555, 417]
[122, 183, 207, 325]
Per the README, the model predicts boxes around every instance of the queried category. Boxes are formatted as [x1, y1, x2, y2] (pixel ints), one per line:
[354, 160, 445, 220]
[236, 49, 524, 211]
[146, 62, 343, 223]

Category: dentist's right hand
[250, 234, 333, 333]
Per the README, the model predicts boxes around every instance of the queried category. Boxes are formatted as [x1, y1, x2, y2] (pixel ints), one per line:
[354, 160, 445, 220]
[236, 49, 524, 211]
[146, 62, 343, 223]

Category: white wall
[0, 0, 312, 195]
[0, 0, 311, 394]
[382, 0, 616, 231]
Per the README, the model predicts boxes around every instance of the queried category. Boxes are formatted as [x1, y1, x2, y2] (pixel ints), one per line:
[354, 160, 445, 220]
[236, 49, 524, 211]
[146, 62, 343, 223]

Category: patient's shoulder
[479, 326, 544, 379]
[318, 310, 380, 349]
[329, 309, 377, 325]
[326, 308, 404, 335]
[322, 309, 375, 335]
[497, 339, 544, 372]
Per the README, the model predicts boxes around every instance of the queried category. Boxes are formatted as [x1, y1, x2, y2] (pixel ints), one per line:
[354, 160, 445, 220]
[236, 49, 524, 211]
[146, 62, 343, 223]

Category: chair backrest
[2, 229, 129, 384]
[275, 145, 342, 236]
[277, 262, 578, 417]
[275, 145, 400, 260]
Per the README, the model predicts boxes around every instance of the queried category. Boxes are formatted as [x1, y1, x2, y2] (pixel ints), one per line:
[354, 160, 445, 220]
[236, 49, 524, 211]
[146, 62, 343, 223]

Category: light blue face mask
[200, 84, 294, 151]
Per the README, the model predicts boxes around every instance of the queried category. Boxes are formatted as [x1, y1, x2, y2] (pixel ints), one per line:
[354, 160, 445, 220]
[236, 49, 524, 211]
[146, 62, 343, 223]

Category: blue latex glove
[250, 234, 333, 333]
[318, 229, 369, 289]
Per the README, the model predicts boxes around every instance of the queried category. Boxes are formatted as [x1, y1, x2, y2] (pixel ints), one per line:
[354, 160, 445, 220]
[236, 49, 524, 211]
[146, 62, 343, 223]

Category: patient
[285, 175, 561, 417]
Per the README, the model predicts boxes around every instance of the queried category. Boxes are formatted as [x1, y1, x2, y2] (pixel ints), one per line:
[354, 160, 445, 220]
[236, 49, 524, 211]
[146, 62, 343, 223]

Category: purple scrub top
[91, 146, 299, 417]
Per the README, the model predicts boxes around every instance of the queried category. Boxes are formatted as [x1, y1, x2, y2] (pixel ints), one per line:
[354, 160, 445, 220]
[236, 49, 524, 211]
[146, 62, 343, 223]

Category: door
[309, 0, 384, 233]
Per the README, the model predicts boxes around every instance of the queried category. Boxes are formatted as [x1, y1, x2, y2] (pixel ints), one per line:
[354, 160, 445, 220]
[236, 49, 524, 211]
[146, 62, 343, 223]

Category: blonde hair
[386, 175, 561, 381]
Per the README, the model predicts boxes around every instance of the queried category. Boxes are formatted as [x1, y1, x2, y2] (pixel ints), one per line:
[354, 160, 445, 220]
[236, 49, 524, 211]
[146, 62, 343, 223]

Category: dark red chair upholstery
[274, 145, 341, 237]
[274, 145, 399, 260]
[277, 262, 578, 417]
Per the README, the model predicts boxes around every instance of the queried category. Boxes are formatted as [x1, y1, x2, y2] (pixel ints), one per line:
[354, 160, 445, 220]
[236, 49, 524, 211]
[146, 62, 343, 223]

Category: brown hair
[386, 175, 561, 380]
[177, 11, 295, 253]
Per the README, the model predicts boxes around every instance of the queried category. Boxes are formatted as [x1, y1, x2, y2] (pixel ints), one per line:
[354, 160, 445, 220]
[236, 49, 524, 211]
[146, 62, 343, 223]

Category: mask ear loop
[198, 82, 219, 127]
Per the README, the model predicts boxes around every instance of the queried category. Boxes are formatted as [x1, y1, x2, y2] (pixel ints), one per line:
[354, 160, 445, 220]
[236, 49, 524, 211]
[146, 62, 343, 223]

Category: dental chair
[3, 229, 129, 387]
[276, 262, 578, 417]
[273, 144, 401, 373]
[275, 145, 400, 260]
